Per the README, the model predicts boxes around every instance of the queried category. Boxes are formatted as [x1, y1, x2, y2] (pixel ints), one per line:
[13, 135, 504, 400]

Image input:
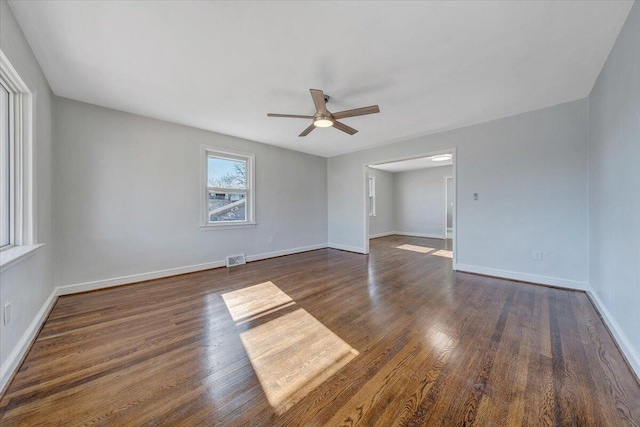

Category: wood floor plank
[1, 235, 639, 426]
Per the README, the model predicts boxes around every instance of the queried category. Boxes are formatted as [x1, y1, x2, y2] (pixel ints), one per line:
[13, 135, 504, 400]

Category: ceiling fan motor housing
[314, 112, 333, 121]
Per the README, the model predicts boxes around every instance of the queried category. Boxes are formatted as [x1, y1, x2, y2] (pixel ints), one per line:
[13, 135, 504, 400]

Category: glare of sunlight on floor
[222, 282, 359, 415]
[396, 244, 434, 253]
[222, 281, 295, 324]
[432, 249, 453, 258]
[240, 308, 359, 414]
[431, 330, 454, 349]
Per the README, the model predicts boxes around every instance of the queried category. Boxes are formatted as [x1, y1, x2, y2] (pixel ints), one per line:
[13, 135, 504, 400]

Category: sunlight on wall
[396, 244, 435, 253]
[222, 282, 359, 415]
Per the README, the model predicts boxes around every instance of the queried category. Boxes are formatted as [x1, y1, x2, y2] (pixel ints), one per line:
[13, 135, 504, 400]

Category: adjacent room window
[368, 176, 376, 216]
[203, 147, 255, 228]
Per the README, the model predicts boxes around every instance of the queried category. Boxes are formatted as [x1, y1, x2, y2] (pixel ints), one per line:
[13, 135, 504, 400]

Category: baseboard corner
[585, 287, 640, 381]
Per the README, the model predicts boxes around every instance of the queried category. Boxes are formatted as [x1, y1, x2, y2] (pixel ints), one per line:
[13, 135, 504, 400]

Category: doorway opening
[364, 149, 456, 267]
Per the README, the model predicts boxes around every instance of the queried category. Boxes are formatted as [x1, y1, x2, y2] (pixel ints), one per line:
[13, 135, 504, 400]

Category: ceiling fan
[267, 89, 380, 137]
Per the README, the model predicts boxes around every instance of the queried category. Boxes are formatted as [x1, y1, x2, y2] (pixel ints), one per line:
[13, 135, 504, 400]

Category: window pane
[208, 191, 246, 222]
[208, 156, 246, 189]
[0, 83, 9, 247]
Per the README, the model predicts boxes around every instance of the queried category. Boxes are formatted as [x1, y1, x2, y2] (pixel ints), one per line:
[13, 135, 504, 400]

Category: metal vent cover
[225, 254, 246, 267]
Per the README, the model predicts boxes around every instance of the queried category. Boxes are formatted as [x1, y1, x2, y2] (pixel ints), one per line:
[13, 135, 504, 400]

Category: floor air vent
[225, 254, 246, 267]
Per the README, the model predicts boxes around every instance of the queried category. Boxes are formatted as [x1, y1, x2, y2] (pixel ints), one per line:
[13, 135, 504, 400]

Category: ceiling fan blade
[299, 124, 316, 137]
[267, 113, 314, 119]
[332, 105, 380, 120]
[310, 89, 327, 113]
[333, 120, 358, 135]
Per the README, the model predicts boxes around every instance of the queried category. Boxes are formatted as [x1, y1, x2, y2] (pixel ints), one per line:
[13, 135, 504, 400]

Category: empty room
[0, 1, 639, 425]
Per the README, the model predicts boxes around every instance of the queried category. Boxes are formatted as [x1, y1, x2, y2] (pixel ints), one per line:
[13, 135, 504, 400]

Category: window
[202, 147, 255, 228]
[0, 81, 10, 248]
[368, 176, 375, 216]
[0, 50, 35, 256]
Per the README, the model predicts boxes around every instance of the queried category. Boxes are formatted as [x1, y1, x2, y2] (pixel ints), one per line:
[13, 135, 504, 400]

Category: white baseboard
[369, 232, 446, 240]
[394, 231, 446, 239]
[455, 263, 587, 291]
[56, 260, 227, 296]
[57, 244, 329, 296]
[328, 243, 367, 254]
[0, 288, 57, 394]
[586, 287, 640, 379]
[369, 232, 395, 239]
[246, 244, 327, 262]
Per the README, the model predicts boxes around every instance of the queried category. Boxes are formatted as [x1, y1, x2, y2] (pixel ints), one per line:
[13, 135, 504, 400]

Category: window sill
[200, 222, 257, 231]
[0, 244, 44, 273]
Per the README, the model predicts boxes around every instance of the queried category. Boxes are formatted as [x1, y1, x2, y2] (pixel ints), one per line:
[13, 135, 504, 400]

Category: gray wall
[394, 166, 452, 237]
[328, 98, 589, 288]
[588, 1, 640, 374]
[53, 97, 328, 287]
[0, 0, 54, 387]
[368, 168, 394, 237]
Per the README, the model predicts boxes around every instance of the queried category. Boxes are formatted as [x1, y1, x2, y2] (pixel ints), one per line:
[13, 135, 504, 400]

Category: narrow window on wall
[368, 176, 376, 216]
[203, 147, 255, 228]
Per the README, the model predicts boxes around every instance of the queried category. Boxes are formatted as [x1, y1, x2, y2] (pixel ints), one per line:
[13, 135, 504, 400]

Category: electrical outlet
[533, 250, 543, 261]
[268, 236, 274, 244]
[473, 193, 478, 200]
[4, 303, 10, 326]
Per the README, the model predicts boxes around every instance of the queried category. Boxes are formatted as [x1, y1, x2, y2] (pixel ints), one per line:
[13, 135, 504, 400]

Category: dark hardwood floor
[1, 235, 639, 426]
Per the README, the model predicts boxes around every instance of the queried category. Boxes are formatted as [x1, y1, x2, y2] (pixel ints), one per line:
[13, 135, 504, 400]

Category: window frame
[200, 146, 256, 230]
[0, 50, 35, 252]
[0, 50, 41, 273]
[368, 176, 376, 216]
[1, 80, 12, 249]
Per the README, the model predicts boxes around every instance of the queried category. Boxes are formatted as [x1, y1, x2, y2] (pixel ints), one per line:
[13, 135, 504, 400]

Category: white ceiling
[9, 1, 633, 158]
[370, 155, 453, 173]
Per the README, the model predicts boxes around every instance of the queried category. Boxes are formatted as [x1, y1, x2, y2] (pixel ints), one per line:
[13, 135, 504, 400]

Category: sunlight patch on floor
[396, 244, 434, 253]
[240, 308, 359, 414]
[432, 249, 453, 258]
[223, 282, 359, 415]
[222, 281, 294, 323]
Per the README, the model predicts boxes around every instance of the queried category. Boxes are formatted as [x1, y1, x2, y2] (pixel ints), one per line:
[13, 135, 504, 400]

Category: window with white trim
[1, 81, 10, 248]
[203, 147, 255, 228]
[368, 176, 376, 216]
[0, 51, 34, 253]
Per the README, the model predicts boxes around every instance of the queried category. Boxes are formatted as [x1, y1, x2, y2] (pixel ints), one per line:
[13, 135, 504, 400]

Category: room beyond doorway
[365, 150, 456, 266]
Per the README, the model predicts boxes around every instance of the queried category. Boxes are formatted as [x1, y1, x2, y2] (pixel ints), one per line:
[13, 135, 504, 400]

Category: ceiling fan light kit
[313, 114, 333, 128]
[267, 89, 380, 137]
